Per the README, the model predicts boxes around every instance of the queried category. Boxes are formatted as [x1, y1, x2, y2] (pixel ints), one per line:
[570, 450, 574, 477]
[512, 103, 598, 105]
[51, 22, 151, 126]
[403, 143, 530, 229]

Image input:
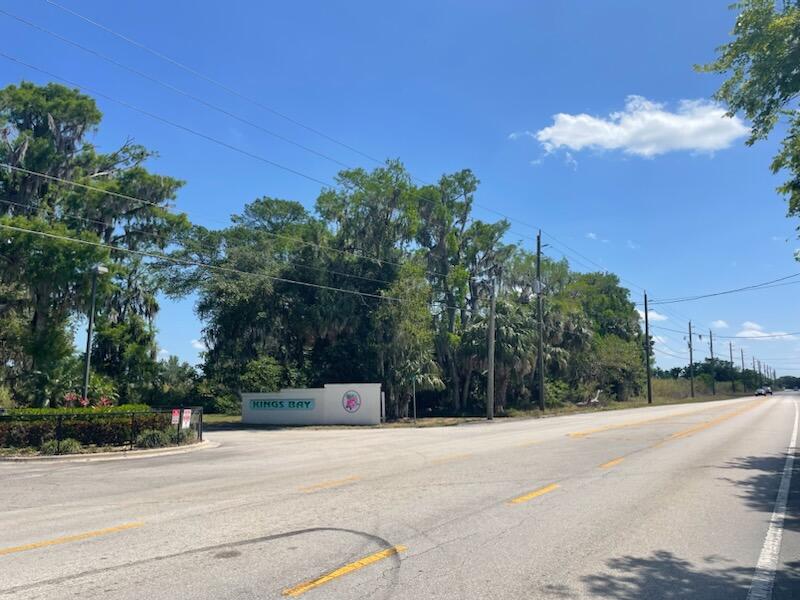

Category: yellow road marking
[282, 545, 406, 596]
[507, 483, 560, 505]
[654, 399, 766, 446]
[298, 476, 360, 493]
[0, 522, 143, 557]
[568, 405, 721, 438]
[431, 453, 473, 464]
[599, 457, 625, 469]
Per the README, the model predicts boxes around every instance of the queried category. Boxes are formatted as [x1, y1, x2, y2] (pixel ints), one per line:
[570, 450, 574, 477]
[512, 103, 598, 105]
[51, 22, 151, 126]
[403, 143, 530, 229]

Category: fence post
[198, 408, 203, 442]
[56, 415, 63, 455]
[130, 413, 136, 449]
[176, 405, 182, 445]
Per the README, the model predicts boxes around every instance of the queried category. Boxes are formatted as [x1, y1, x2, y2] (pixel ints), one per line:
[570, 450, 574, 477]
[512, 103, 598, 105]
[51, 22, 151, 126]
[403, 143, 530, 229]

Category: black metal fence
[0, 407, 203, 452]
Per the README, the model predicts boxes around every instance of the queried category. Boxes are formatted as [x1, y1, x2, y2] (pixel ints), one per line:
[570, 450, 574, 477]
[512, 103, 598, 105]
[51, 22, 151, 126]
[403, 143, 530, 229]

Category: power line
[30, 2, 549, 241]
[42, 0, 385, 166]
[0, 221, 467, 308]
[0, 8, 354, 171]
[0, 197, 401, 287]
[650, 272, 800, 304]
[653, 347, 688, 360]
[4, 16, 764, 322]
[0, 52, 549, 277]
[0, 163, 453, 282]
[0, 51, 334, 189]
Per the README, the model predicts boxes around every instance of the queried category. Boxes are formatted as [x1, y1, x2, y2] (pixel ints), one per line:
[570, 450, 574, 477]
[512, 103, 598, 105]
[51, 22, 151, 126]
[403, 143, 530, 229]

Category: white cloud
[158, 348, 169, 356]
[530, 95, 748, 158]
[736, 321, 796, 341]
[191, 339, 207, 351]
[586, 232, 598, 240]
[637, 309, 668, 322]
[564, 151, 578, 170]
[626, 240, 639, 250]
[711, 320, 729, 329]
[652, 335, 668, 344]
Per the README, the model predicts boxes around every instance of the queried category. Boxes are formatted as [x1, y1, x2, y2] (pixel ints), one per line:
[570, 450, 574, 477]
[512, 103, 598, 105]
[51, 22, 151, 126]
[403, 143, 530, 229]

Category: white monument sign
[241, 383, 381, 425]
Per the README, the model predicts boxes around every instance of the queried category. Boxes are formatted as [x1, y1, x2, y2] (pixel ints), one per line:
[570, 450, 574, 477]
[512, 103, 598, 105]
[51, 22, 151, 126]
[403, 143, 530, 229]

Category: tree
[0, 81, 186, 405]
[701, 1, 800, 220]
[373, 262, 442, 418]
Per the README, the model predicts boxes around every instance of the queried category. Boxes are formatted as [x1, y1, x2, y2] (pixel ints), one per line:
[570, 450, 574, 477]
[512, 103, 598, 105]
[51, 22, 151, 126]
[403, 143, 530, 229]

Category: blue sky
[3, 0, 799, 375]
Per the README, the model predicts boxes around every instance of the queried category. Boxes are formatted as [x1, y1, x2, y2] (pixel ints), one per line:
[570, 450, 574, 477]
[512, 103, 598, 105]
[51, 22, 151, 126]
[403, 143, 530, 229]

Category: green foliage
[701, 1, 800, 223]
[9, 403, 150, 415]
[0, 81, 187, 407]
[135, 428, 171, 449]
[239, 356, 284, 393]
[0, 385, 13, 409]
[544, 380, 570, 407]
[0, 410, 171, 448]
[40, 437, 82, 455]
[179, 427, 198, 445]
[0, 81, 665, 419]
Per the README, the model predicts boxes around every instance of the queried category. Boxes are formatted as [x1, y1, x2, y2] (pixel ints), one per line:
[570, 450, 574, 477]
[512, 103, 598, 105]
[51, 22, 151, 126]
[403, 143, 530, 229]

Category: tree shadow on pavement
[579, 551, 758, 599]
[720, 452, 800, 533]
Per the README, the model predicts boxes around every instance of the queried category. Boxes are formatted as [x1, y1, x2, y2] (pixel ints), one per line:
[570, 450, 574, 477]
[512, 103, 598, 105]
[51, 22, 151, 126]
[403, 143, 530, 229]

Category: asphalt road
[1, 393, 798, 599]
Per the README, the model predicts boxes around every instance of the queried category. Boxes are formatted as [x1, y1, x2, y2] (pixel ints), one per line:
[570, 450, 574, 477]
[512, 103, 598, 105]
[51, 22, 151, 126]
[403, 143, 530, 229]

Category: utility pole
[536, 230, 545, 412]
[757, 359, 763, 386]
[644, 292, 653, 404]
[709, 329, 716, 395]
[688, 321, 695, 398]
[487, 273, 497, 420]
[741, 349, 745, 391]
[729, 342, 735, 393]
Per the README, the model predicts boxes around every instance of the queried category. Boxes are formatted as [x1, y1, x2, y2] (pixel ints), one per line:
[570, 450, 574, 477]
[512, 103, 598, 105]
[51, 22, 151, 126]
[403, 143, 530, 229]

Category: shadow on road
[574, 551, 799, 599]
[721, 451, 800, 533]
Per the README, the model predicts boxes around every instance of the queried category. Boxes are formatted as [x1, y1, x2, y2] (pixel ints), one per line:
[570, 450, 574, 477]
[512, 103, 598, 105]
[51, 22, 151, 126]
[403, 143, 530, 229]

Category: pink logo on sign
[342, 390, 361, 413]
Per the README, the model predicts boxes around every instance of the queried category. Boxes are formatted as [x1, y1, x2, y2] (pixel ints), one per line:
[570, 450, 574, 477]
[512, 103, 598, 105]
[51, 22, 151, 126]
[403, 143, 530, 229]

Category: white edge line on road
[747, 399, 799, 600]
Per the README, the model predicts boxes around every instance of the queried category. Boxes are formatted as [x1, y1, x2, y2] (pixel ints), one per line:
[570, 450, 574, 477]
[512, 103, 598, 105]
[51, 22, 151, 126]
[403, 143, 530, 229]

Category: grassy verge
[202, 414, 242, 424]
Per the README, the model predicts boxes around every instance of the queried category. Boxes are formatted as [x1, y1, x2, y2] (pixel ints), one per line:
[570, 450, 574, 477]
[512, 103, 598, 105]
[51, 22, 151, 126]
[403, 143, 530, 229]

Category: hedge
[7, 404, 152, 416]
[0, 411, 172, 448]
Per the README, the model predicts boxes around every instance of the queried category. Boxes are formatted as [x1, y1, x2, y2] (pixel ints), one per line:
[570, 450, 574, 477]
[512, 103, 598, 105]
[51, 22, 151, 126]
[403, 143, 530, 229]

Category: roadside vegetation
[0, 77, 786, 422]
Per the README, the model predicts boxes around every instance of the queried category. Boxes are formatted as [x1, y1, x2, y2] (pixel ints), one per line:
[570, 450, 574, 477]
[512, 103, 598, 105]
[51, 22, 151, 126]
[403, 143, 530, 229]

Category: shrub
[0, 410, 173, 448]
[179, 428, 198, 445]
[40, 438, 82, 455]
[0, 385, 13, 409]
[8, 403, 151, 416]
[135, 429, 172, 449]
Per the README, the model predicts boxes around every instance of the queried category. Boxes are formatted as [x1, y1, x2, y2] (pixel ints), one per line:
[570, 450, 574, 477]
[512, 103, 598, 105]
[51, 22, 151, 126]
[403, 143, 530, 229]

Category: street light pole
[81, 264, 108, 402]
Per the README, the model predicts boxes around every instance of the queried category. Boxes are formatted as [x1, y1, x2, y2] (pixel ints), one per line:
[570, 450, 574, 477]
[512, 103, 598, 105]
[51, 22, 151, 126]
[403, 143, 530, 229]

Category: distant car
[755, 388, 766, 396]
[765, 386, 773, 395]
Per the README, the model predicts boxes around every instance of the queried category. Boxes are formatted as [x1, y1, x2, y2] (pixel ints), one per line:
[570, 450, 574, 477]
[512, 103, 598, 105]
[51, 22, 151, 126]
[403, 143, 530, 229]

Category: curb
[0, 439, 220, 463]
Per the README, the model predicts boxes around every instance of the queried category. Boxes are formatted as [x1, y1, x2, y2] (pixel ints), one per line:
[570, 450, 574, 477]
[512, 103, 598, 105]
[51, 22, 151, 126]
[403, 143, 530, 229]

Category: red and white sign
[171, 409, 180, 425]
[181, 409, 192, 430]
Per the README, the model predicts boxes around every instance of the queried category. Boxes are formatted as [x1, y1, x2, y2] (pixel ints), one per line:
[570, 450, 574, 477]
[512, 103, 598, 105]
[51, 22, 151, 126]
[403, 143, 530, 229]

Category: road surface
[1, 393, 798, 599]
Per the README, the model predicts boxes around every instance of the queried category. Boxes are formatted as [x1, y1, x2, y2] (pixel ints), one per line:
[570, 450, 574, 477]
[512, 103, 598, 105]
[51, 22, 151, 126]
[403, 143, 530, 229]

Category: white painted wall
[241, 383, 381, 425]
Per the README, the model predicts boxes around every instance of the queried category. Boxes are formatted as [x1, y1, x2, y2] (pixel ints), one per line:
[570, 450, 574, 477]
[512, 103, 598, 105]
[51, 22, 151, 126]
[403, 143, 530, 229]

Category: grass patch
[202, 414, 241, 424]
